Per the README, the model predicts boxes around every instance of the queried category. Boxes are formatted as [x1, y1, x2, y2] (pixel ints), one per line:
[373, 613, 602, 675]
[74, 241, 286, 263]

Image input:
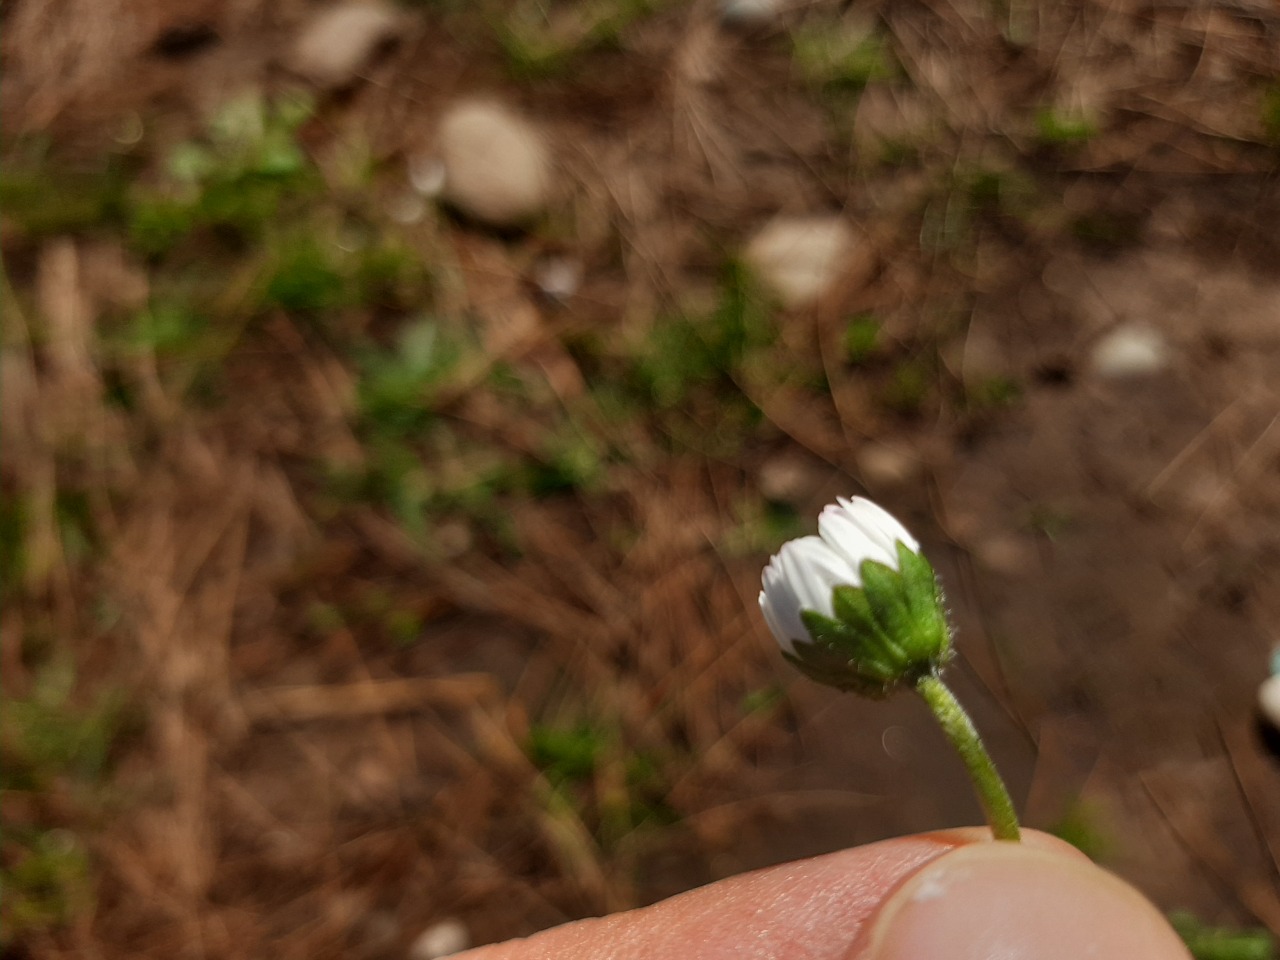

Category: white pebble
[287, 2, 403, 88]
[744, 216, 857, 309]
[409, 918, 471, 960]
[437, 101, 551, 227]
[1090, 326, 1170, 379]
[857, 442, 920, 489]
[719, 0, 784, 25]
[386, 191, 427, 225]
[533, 256, 583, 302]
[408, 154, 447, 197]
[973, 534, 1038, 578]
[1260, 673, 1280, 731]
[758, 454, 821, 504]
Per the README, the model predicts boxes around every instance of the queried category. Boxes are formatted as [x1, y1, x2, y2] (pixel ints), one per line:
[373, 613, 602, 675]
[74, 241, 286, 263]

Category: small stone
[1259, 673, 1280, 731]
[719, 0, 784, 25]
[973, 534, 1038, 578]
[743, 216, 857, 309]
[533, 256, 582, 302]
[387, 191, 427, 225]
[408, 154, 447, 197]
[758, 454, 822, 505]
[437, 101, 551, 227]
[1090, 326, 1170, 379]
[287, 2, 403, 88]
[409, 918, 470, 960]
[857, 442, 920, 489]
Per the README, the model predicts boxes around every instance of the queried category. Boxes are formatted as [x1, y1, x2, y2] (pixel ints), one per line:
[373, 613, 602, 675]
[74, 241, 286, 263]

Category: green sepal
[791, 541, 952, 697]
[783, 642, 897, 700]
[829, 585, 907, 682]
[857, 559, 916, 661]
[896, 542, 951, 664]
[798, 608, 857, 648]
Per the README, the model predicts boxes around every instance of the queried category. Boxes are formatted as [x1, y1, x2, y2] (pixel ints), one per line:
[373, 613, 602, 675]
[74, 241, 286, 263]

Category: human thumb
[855, 839, 1192, 960]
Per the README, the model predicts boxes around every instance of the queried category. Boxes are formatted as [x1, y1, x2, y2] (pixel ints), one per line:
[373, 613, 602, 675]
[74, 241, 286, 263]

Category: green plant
[528, 723, 605, 786]
[1021, 501, 1073, 541]
[263, 238, 347, 313]
[498, 0, 653, 79]
[1170, 911, 1275, 960]
[1, 662, 125, 791]
[965, 375, 1022, 412]
[355, 239, 432, 310]
[634, 261, 771, 409]
[881, 358, 931, 415]
[127, 91, 318, 255]
[721, 499, 807, 557]
[116, 300, 209, 355]
[1048, 800, 1111, 861]
[1, 827, 91, 945]
[1261, 84, 1280, 145]
[792, 23, 893, 91]
[0, 495, 29, 598]
[526, 720, 677, 851]
[530, 423, 606, 495]
[1034, 107, 1097, 146]
[357, 318, 461, 436]
[1, 661, 129, 944]
[843, 313, 881, 364]
[1070, 210, 1143, 251]
[740, 684, 785, 716]
[0, 160, 128, 238]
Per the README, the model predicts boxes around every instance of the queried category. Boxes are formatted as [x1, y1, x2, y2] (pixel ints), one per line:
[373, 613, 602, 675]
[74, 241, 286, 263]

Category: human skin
[455, 828, 1192, 960]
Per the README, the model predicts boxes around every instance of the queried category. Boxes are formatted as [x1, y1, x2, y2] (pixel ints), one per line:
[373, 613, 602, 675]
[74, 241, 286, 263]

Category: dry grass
[3, 0, 1280, 956]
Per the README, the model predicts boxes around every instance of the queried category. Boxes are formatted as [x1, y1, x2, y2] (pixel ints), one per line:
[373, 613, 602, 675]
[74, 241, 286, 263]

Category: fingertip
[857, 841, 1191, 960]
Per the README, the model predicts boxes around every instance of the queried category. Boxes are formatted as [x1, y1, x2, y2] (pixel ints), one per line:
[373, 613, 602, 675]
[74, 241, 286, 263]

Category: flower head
[759, 497, 950, 697]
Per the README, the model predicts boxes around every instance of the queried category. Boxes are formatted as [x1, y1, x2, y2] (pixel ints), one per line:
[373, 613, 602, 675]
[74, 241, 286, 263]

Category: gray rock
[744, 216, 857, 308]
[758, 453, 822, 505]
[857, 442, 920, 490]
[408, 918, 470, 960]
[533, 256, 583, 302]
[437, 101, 551, 227]
[287, 2, 403, 88]
[1090, 326, 1170, 379]
[719, 0, 785, 26]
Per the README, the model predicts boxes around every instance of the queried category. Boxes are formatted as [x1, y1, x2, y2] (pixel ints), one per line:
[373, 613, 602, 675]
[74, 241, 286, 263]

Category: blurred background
[3, 0, 1279, 956]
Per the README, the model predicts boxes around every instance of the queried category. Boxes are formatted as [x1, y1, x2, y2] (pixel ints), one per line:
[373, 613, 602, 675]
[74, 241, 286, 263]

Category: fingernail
[861, 842, 1191, 960]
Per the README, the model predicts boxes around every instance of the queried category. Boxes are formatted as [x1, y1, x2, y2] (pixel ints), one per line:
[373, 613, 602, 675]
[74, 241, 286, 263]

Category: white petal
[819, 503, 898, 570]
[780, 536, 852, 618]
[821, 497, 918, 571]
[760, 556, 806, 653]
[759, 588, 797, 655]
[841, 497, 919, 553]
[759, 537, 857, 652]
[760, 498, 923, 656]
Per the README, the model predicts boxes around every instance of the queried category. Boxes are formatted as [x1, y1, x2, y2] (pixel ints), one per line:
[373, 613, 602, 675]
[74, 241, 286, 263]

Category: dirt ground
[3, 0, 1280, 957]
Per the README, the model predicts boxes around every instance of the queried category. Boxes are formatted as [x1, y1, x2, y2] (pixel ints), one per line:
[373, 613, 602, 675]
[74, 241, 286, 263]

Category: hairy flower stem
[915, 673, 1021, 842]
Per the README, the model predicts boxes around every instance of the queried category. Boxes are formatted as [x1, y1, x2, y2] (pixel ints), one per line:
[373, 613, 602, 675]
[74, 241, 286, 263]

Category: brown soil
[3, 0, 1279, 957]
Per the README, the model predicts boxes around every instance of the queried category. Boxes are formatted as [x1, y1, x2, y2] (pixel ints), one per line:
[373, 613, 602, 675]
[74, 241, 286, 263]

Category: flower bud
[759, 497, 951, 697]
